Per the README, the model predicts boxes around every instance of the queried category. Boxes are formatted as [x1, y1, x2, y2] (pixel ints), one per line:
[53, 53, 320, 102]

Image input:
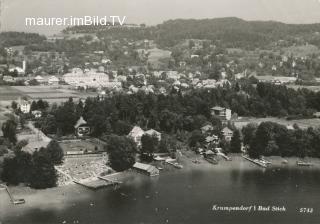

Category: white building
[211, 106, 232, 121]
[128, 126, 145, 147]
[19, 100, 31, 114]
[9, 61, 26, 75]
[48, 76, 59, 85]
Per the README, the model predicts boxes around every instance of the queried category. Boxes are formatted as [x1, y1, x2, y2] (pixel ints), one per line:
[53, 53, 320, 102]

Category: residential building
[48, 76, 59, 85]
[211, 106, 232, 121]
[201, 124, 214, 134]
[74, 117, 91, 137]
[35, 75, 45, 84]
[31, 110, 42, 118]
[205, 135, 219, 144]
[19, 100, 31, 114]
[221, 127, 233, 142]
[128, 126, 145, 147]
[144, 129, 161, 141]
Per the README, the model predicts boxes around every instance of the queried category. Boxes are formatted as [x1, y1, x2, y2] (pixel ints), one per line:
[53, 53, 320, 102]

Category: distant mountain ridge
[61, 17, 320, 48]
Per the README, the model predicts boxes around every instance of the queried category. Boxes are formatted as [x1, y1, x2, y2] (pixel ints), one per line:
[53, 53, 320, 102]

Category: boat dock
[73, 175, 123, 190]
[0, 184, 25, 205]
[166, 161, 183, 169]
[217, 153, 232, 161]
[297, 161, 313, 167]
[242, 155, 267, 168]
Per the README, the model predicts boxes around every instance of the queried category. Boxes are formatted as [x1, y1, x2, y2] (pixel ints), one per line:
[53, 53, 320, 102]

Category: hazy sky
[2, 0, 320, 35]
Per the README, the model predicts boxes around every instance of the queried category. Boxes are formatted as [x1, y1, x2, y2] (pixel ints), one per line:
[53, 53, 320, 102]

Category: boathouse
[133, 162, 159, 176]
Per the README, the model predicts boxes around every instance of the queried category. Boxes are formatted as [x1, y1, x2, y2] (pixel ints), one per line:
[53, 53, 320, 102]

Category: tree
[55, 97, 77, 135]
[106, 135, 136, 172]
[242, 123, 258, 146]
[1, 151, 33, 185]
[248, 122, 274, 158]
[113, 120, 132, 135]
[44, 140, 64, 165]
[230, 129, 242, 153]
[29, 150, 57, 189]
[158, 134, 177, 153]
[2, 119, 17, 144]
[30, 101, 38, 111]
[36, 99, 48, 110]
[189, 130, 205, 148]
[88, 115, 111, 137]
[141, 134, 159, 156]
[41, 114, 57, 134]
[11, 101, 18, 110]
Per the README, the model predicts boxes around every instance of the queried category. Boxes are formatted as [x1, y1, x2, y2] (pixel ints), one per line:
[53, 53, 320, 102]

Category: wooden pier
[166, 161, 183, 169]
[73, 174, 123, 190]
[242, 155, 267, 168]
[0, 184, 25, 205]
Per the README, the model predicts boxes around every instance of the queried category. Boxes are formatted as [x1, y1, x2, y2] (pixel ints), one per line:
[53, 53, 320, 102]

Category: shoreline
[2, 153, 320, 212]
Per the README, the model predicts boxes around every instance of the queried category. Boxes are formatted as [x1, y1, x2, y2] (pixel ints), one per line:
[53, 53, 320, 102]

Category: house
[74, 117, 91, 137]
[31, 110, 42, 118]
[205, 135, 219, 144]
[48, 76, 59, 85]
[8, 61, 26, 75]
[3, 75, 14, 83]
[144, 129, 161, 141]
[35, 75, 45, 84]
[221, 127, 233, 142]
[203, 150, 216, 158]
[128, 126, 145, 147]
[132, 162, 159, 176]
[314, 112, 320, 118]
[211, 106, 232, 121]
[19, 100, 31, 113]
[201, 124, 214, 134]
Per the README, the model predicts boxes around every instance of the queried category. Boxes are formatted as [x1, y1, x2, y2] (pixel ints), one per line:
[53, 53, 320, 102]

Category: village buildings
[211, 106, 232, 121]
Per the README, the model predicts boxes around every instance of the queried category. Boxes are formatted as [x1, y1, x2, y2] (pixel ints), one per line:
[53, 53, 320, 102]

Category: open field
[235, 117, 320, 129]
[0, 86, 24, 101]
[0, 86, 97, 103]
[59, 139, 105, 154]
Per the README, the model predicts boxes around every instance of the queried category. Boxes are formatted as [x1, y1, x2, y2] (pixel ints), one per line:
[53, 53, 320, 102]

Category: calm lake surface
[1, 157, 320, 224]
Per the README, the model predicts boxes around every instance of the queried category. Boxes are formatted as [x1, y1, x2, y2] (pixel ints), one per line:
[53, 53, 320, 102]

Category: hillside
[63, 17, 320, 49]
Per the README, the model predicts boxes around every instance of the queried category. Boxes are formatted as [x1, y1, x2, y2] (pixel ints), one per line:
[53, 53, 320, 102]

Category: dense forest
[33, 83, 320, 140]
[64, 17, 320, 48]
[243, 122, 320, 159]
[0, 32, 46, 47]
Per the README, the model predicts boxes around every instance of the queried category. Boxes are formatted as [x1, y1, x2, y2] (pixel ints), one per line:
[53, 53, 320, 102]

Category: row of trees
[243, 122, 320, 159]
[1, 140, 63, 189]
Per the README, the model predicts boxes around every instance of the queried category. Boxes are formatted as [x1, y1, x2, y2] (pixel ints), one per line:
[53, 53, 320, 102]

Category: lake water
[1, 157, 320, 224]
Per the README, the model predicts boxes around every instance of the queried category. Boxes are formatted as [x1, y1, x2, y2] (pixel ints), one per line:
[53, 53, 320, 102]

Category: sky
[2, 0, 320, 35]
